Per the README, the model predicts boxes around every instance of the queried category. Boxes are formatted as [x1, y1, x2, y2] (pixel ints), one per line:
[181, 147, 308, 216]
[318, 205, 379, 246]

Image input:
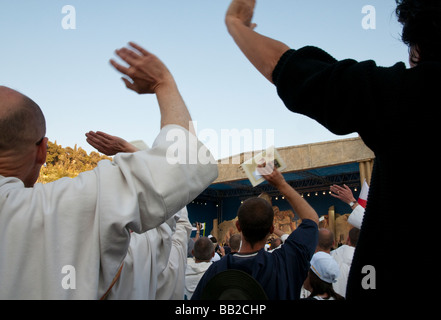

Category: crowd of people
[1, 0, 440, 302]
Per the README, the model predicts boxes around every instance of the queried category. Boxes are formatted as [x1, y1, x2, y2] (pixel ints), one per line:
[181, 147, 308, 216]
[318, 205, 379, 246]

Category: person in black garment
[225, 0, 441, 302]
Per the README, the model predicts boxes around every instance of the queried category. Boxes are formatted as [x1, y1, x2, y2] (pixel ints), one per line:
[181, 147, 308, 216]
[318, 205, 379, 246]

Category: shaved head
[0, 86, 46, 152]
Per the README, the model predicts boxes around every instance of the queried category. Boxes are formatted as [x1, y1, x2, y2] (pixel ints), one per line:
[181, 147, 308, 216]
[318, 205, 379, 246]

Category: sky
[0, 0, 408, 159]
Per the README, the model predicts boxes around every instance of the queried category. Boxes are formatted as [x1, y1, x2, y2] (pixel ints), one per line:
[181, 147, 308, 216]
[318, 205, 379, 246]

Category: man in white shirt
[330, 227, 360, 298]
[185, 236, 214, 299]
[0, 42, 218, 299]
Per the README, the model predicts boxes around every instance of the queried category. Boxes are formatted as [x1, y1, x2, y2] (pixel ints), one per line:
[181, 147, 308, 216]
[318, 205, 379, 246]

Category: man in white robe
[107, 207, 192, 300]
[330, 227, 360, 298]
[0, 42, 218, 299]
[84, 131, 194, 300]
[155, 207, 193, 300]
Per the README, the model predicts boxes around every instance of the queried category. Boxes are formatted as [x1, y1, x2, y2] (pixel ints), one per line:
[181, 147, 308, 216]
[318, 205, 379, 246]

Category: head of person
[228, 233, 242, 253]
[304, 252, 343, 300]
[235, 197, 274, 249]
[208, 235, 218, 244]
[316, 228, 334, 253]
[0, 86, 47, 187]
[192, 237, 215, 262]
[347, 227, 360, 247]
[396, 0, 441, 66]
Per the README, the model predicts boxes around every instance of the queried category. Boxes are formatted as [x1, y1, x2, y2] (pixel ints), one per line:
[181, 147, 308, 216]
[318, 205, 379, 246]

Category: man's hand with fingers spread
[330, 184, 357, 205]
[110, 42, 174, 95]
[109, 42, 194, 134]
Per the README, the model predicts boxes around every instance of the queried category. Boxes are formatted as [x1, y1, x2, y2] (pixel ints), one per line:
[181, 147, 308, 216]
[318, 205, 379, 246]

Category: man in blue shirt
[192, 163, 319, 300]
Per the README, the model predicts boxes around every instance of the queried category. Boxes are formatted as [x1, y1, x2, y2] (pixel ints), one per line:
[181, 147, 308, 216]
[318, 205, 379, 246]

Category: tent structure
[187, 137, 374, 237]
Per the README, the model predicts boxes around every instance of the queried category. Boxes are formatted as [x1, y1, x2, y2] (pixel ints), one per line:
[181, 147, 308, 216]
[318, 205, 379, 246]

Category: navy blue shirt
[191, 219, 318, 300]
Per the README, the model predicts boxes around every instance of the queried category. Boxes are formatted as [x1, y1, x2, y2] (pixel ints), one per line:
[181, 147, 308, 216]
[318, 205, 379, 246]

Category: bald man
[0, 87, 47, 188]
[316, 228, 335, 253]
[0, 43, 218, 299]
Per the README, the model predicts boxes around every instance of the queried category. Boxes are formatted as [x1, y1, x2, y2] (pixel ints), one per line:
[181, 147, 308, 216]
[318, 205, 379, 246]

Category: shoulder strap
[100, 263, 124, 300]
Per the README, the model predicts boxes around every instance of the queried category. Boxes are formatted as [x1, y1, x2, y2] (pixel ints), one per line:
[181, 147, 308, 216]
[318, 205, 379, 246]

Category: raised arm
[225, 0, 290, 83]
[110, 42, 195, 135]
[259, 162, 319, 225]
[156, 207, 193, 300]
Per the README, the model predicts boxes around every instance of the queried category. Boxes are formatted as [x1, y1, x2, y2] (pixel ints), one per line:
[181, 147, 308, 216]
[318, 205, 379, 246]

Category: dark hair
[396, 0, 441, 64]
[228, 234, 242, 252]
[348, 227, 360, 246]
[193, 237, 214, 261]
[307, 270, 345, 300]
[237, 197, 274, 247]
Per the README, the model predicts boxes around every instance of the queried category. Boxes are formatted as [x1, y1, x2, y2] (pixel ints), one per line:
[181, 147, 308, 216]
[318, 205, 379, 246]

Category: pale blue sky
[0, 0, 408, 159]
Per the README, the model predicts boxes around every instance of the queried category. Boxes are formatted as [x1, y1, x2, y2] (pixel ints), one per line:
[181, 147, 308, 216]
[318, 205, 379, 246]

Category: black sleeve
[274, 219, 318, 267]
[272, 46, 407, 138]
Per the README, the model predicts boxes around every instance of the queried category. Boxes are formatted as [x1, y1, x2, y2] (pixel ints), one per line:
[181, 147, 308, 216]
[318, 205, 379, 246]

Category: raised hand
[225, 0, 257, 29]
[85, 131, 139, 156]
[330, 184, 356, 205]
[110, 42, 174, 94]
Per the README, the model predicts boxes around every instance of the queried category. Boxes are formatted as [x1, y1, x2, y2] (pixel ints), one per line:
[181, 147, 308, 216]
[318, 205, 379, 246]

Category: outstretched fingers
[116, 47, 141, 65]
[110, 59, 129, 75]
[128, 42, 151, 56]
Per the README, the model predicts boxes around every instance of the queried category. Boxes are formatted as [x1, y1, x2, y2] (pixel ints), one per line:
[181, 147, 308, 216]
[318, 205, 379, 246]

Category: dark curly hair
[396, 0, 441, 64]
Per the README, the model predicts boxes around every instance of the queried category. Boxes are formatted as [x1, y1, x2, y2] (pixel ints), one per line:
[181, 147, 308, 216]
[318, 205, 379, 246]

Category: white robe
[107, 207, 192, 300]
[330, 244, 355, 298]
[0, 125, 218, 299]
[184, 259, 212, 300]
[155, 208, 192, 300]
[348, 205, 365, 229]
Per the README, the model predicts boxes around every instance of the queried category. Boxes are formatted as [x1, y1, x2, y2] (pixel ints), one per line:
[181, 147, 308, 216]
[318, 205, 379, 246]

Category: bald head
[0, 86, 46, 152]
[317, 228, 334, 252]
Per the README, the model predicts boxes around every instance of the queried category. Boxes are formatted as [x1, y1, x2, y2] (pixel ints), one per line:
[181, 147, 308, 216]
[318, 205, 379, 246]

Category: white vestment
[107, 207, 192, 300]
[330, 244, 355, 298]
[0, 125, 218, 299]
[348, 205, 365, 229]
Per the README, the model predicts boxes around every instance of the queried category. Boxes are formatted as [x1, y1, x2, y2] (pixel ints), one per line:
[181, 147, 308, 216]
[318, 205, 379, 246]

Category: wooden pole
[212, 218, 218, 239]
[328, 205, 336, 243]
[359, 160, 374, 185]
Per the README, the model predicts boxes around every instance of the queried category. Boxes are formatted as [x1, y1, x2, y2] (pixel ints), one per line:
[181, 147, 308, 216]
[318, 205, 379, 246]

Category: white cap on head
[310, 251, 340, 284]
